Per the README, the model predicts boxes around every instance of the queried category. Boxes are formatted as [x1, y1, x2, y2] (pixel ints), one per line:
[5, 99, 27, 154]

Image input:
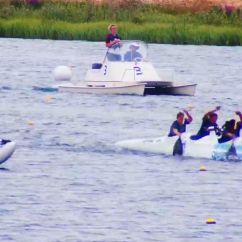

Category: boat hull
[144, 83, 197, 96]
[0, 141, 16, 165]
[116, 134, 242, 161]
[59, 82, 145, 96]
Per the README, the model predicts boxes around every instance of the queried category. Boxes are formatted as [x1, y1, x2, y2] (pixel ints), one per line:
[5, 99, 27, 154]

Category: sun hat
[130, 42, 140, 48]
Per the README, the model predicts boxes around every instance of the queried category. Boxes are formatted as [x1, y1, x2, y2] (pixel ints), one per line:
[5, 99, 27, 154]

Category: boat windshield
[106, 40, 147, 62]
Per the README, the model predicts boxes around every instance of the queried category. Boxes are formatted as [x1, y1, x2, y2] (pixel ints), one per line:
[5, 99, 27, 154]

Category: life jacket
[222, 119, 236, 134]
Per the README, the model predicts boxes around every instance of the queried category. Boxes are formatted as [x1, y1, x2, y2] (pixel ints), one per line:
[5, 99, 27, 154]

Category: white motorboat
[116, 133, 242, 161]
[52, 40, 197, 96]
[0, 140, 16, 165]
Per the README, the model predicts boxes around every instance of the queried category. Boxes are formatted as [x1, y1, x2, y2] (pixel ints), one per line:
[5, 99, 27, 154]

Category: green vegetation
[0, 0, 242, 45]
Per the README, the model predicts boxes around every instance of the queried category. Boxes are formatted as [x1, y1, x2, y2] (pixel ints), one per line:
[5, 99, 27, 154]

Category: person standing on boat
[168, 110, 193, 137]
[105, 24, 122, 48]
[218, 111, 242, 143]
[190, 106, 221, 140]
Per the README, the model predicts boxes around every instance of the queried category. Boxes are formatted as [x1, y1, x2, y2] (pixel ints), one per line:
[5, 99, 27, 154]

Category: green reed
[0, 1, 242, 45]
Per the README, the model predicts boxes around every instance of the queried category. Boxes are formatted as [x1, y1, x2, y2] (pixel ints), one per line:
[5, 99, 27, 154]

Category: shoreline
[0, 1, 242, 46]
[0, 19, 241, 46]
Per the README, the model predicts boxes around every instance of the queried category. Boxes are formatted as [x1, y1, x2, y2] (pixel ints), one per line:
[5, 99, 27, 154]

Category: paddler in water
[190, 106, 221, 140]
[218, 111, 242, 143]
[168, 110, 193, 137]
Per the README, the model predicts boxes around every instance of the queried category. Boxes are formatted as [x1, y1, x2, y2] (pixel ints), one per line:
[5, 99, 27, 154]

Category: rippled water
[1, 38, 242, 241]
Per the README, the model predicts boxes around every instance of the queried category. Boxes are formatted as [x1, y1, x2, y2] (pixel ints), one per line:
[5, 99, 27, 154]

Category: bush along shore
[0, 0, 242, 45]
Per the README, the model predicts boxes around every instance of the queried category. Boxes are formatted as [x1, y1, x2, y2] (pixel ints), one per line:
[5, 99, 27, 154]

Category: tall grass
[0, 0, 242, 45]
[1, 18, 242, 45]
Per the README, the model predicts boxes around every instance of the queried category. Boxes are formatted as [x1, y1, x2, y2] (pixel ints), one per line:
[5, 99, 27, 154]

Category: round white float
[53, 65, 72, 82]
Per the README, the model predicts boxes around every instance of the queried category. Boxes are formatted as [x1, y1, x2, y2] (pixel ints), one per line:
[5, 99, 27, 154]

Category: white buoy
[53, 65, 72, 82]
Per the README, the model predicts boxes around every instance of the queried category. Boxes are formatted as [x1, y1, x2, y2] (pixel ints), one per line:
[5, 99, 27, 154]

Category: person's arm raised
[204, 106, 221, 118]
[235, 111, 242, 122]
[183, 109, 193, 123]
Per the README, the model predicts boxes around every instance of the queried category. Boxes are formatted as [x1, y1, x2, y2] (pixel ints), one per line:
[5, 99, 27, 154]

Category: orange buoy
[200, 165, 207, 171]
[27, 120, 34, 126]
[206, 218, 216, 224]
[44, 96, 54, 103]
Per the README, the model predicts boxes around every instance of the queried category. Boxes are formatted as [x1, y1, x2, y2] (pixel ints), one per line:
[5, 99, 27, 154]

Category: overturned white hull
[116, 133, 242, 161]
[0, 141, 16, 165]
[58, 82, 145, 96]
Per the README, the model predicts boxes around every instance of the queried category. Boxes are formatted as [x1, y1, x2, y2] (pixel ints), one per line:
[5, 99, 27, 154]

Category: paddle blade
[173, 138, 183, 156]
[226, 143, 238, 160]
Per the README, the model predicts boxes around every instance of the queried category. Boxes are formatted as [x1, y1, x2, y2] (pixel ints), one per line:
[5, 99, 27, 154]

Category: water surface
[0, 38, 242, 241]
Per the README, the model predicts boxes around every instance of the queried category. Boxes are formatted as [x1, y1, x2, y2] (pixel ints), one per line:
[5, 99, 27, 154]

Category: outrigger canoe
[116, 133, 242, 161]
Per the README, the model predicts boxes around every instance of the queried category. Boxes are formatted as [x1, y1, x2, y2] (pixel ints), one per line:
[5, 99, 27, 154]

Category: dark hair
[223, 119, 235, 131]
[177, 112, 184, 119]
[210, 113, 218, 119]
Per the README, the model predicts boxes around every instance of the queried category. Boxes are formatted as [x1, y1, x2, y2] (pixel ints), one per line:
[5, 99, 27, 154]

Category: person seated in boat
[190, 106, 221, 140]
[124, 42, 143, 62]
[105, 24, 122, 49]
[168, 110, 193, 137]
[218, 111, 242, 143]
